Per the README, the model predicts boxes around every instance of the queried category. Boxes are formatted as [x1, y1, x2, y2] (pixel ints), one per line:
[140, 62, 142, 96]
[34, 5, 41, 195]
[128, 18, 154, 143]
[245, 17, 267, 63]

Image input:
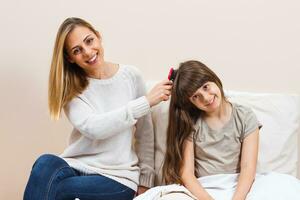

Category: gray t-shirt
[191, 103, 262, 177]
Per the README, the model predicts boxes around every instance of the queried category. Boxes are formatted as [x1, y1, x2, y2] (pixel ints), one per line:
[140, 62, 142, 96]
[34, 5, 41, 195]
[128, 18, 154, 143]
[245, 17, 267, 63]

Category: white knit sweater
[60, 64, 155, 191]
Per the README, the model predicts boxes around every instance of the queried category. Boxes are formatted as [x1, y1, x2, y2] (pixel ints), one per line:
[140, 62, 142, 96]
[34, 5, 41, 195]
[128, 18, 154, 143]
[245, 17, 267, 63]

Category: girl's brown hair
[162, 60, 225, 184]
[48, 17, 99, 120]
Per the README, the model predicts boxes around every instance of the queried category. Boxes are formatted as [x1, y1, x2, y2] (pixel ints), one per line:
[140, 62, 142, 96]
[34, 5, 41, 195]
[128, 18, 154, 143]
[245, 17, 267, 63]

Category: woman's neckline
[87, 63, 122, 84]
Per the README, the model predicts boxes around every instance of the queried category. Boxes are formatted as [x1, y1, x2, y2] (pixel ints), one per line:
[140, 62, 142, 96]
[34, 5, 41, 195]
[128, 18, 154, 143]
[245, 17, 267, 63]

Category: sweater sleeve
[64, 95, 150, 140]
[131, 67, 155, 188]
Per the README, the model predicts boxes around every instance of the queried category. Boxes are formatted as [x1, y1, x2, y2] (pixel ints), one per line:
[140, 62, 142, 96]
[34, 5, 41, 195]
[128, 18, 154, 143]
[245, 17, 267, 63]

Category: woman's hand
[146, 79, 173, 107]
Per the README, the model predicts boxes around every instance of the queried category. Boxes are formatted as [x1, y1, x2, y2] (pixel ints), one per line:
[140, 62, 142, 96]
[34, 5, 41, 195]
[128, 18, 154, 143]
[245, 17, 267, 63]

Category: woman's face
[65, 26, 104, 71]
[189, 81, 222, 113]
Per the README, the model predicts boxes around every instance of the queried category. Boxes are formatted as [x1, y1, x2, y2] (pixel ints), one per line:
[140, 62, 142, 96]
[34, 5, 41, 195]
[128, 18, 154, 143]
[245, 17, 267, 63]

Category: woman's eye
[73, 48, 80, 55]
[86, 38, 94, 45]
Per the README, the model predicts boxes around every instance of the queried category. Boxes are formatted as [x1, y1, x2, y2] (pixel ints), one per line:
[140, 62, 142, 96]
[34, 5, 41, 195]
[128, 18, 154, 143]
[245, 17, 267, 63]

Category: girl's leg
[55, 173, 135, 200]
[23, 154, 77, 200]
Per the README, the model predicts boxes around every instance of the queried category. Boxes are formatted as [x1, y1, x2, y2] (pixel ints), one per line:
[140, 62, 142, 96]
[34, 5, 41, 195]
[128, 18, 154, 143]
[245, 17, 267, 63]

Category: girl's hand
[146, 79, 172, 107]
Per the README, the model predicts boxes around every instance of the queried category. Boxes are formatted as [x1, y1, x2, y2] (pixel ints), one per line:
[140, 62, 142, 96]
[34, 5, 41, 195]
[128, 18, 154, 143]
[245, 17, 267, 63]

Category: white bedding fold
[134, 172, 300, 200]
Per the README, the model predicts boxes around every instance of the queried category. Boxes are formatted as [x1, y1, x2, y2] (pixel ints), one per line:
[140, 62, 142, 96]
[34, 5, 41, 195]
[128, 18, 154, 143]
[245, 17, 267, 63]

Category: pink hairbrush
[168, 67, 177, 81]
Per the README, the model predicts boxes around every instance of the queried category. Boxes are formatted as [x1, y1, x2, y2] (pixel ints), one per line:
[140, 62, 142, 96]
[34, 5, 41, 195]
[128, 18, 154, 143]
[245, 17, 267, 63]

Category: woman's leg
[24, 154, 135, 200]
[23, 154, 77, 200]
[55, 173, 135, 200]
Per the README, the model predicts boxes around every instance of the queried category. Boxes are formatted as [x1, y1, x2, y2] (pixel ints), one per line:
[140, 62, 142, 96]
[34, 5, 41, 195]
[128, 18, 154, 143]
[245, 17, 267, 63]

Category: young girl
[162, 60, 260, 200]
[23, 17, 172, 200]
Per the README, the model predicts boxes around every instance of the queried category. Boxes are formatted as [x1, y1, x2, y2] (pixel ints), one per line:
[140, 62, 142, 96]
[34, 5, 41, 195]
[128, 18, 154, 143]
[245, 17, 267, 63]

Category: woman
[23, 17, 172, 200]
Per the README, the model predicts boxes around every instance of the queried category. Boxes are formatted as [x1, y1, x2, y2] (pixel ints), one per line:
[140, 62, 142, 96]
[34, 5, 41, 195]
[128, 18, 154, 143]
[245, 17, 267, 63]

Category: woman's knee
[24, 154, 73, 200]
[31, 154, 67, 175]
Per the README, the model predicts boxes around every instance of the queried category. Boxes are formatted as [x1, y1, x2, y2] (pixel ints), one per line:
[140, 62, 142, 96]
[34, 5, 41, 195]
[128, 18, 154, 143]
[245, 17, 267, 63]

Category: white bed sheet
[134, 172, 300, 200]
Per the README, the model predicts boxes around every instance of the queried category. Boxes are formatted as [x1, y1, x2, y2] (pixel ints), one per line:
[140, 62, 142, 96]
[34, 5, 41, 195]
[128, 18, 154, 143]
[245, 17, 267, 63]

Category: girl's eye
[86, 38, 94, 45]
[193, 95, 199, 100]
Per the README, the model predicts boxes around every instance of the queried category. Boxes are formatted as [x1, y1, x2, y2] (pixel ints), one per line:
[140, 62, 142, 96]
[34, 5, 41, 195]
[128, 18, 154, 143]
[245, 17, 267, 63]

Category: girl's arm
[181, 139, 214, 200]
[232, 128, 259, 200]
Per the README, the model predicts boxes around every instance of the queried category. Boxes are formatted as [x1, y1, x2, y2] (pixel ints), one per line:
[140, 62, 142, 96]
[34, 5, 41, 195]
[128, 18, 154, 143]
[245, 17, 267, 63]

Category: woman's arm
[135, 112, 155, 190]
[65, 96, 149, 140]
[65, 79, 171, 141]
[134, 72, 155, 192]
[133, 67, 171, 194]
[181, 139, 214, 200]
[232, 128, 259, 200]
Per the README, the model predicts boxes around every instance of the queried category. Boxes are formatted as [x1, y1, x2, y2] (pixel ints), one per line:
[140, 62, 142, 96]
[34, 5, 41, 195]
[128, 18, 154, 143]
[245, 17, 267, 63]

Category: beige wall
[0, 0, 299, 199]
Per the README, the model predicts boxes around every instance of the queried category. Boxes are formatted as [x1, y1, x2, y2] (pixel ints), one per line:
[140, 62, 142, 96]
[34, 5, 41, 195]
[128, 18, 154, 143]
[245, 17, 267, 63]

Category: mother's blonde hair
[49, 17, 100, 120]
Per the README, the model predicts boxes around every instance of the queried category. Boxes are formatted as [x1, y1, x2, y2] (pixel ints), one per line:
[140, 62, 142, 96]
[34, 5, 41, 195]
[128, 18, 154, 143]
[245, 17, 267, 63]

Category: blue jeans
[23, 154, 135, 200]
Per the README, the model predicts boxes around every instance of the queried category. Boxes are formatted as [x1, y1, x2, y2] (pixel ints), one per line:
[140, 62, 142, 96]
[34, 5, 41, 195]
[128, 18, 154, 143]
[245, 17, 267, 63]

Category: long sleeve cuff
[128, 96, 150, 119]
[139, 169, 155, 188]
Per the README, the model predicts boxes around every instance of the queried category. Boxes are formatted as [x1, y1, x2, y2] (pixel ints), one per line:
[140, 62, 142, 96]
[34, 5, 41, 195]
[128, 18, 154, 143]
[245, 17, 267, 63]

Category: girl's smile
[189, 82, 222, 113]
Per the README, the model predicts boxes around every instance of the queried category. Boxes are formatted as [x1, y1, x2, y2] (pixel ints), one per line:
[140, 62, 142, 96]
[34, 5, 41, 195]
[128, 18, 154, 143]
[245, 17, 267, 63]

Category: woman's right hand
[146, 79, 173, 107]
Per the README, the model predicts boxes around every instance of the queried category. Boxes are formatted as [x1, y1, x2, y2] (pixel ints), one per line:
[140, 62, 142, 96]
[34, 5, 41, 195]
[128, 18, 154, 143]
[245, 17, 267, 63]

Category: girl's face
[189, 81, 222, 113]
[65, 26, 104, 71]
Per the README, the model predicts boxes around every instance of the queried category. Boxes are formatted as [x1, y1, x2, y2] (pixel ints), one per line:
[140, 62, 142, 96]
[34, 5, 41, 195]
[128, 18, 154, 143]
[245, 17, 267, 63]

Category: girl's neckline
[202, 102, 234, 132]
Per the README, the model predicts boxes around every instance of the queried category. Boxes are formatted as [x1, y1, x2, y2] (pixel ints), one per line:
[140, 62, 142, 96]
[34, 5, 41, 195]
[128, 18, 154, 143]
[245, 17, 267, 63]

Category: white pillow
[147, 82, 300, 185]
[226, 91, 300, 177]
